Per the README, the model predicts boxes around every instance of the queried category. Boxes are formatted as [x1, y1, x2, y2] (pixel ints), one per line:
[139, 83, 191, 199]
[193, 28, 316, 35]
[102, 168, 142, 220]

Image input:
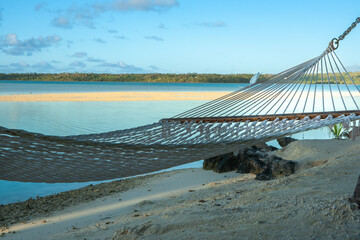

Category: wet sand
[0, 92, 230, 102]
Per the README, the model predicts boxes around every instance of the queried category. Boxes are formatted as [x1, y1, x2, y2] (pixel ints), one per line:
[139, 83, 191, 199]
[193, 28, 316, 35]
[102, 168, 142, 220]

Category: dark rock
[268, 146, 279, 151]
[203, 152, 240, 173]
[350, 175, 360, 208]
[255, 156, 297, 181]
[237, 148, 267, 174]
[204, 144, 297, 181]
[252, 142, 278, 151]
[277, 137, 297, 147]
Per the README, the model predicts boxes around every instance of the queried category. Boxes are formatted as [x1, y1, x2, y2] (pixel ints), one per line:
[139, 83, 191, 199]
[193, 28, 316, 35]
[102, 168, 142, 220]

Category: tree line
[0, 72, 359, 84]
[0, 73, 272, 83]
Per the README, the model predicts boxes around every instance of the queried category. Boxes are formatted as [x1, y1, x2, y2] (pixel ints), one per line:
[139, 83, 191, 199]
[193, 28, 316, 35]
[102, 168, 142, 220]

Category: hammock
[1, 17, 360, 183]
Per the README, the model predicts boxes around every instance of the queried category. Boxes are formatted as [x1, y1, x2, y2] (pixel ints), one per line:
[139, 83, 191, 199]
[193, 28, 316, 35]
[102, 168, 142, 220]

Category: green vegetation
[1, 72, 359, 84]
[300, 72, 360, 85]
[0, 73, 272, 83]
[329, 123, 349, 140]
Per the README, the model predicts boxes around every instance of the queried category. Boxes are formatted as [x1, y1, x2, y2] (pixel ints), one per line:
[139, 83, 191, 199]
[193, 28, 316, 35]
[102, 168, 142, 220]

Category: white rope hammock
[1, 17, 360, 183]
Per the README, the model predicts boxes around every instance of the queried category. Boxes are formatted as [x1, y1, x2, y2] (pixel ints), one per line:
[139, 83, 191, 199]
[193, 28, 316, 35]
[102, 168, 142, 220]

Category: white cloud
[108, 29, 118, 34]
[33, 61, 55, 71]
[144, 35, 163, 41]
[1, 61, 56, 73]
[51, 17, 73, 29]
[99, 61, 146, 73]
[114, 35, 126, 40]
[70, 60, 87, 67]
[199, 21, 227, 28]
[158, 23, 166, 29]
[94, 38, 106, 43]
[51, 0, 178, 29]
[87, 57, 105, 63]
[149, 65, 159, 70]
[34, 2, 47, 11]
[72, 52, 88, 58]
[94, 0, 179, 12]
[0, 33, 61, 56]
[10, 61, 30, 69]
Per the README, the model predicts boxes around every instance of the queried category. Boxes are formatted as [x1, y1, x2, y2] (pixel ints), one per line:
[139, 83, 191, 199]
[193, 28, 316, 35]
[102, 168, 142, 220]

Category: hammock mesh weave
[1, 17, 360, 183]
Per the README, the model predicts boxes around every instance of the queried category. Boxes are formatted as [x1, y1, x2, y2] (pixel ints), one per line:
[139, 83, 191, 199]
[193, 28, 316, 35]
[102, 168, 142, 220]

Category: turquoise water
[0, 81, 339, 204]
[0, 80, 246, 95]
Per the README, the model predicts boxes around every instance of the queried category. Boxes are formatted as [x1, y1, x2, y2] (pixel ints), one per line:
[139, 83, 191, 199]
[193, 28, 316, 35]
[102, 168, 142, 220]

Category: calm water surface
[0, 80, 246, 95]
[0, 81, 336, 204]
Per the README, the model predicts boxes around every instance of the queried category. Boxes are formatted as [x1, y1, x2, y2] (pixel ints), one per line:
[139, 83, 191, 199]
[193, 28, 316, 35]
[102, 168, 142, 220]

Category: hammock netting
[1, 17, 360, 183]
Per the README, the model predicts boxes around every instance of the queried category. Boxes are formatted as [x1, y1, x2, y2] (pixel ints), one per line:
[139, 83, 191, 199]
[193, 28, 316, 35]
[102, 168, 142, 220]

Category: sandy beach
[1, 91, 359, 104]
[1, 139, 360, 239]
[0, 92, 230, 102]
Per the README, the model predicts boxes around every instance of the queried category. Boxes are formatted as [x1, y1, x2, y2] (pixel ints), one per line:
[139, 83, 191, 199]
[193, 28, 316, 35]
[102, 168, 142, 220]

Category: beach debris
[350, 175, 360, 209]
[209, 182, 220, 186]
[119, 228, 129, 235]
[137, 200, 154, 208]
[277, 136, 297, 147]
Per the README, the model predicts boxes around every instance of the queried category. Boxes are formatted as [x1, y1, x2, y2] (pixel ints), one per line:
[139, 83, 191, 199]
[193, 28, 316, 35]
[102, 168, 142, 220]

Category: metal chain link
[327, 17, 360, 52]
[338, 17, 360, 41]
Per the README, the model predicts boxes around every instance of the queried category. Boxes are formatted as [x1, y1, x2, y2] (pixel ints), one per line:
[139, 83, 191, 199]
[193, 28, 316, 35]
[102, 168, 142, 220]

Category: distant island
[0, 72, 359, 84]
[0, 73, 270, 83]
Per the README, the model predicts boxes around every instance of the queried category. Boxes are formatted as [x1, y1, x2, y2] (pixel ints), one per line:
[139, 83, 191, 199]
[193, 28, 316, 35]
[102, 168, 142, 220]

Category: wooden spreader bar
[161, 110, 360, 123]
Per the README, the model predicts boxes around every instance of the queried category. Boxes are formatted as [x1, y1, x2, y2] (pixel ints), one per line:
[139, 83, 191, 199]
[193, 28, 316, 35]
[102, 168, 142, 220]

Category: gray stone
[277, 137, 297, 147]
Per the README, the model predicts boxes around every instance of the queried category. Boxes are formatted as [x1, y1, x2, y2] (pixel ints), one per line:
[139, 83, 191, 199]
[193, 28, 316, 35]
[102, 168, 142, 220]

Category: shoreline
[1, 139, 360, 239]
[0, 90, 359, 102]
[0, 91, 231, 102]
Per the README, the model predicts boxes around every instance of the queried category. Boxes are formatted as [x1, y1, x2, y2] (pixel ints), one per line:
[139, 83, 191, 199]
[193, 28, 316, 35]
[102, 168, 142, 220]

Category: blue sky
[0, 0, 360, 74]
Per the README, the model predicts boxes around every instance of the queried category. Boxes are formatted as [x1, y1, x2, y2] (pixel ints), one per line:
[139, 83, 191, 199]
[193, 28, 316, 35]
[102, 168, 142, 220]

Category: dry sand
[1, 139, 360, 240]
[0, 92, 230, 102]
[1, 91, 359, 103]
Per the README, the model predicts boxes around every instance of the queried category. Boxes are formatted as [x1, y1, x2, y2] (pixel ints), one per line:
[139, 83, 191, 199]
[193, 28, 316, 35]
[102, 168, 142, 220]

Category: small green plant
[329, 123, 349, 140]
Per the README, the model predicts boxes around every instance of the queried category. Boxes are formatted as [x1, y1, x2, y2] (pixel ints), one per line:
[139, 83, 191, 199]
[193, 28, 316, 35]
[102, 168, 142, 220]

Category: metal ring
[328, 38, 339, 51]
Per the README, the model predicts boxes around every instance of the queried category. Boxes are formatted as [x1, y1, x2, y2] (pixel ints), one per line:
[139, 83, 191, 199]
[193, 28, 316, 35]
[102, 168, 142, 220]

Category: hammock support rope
[1, 17, 360, 183]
